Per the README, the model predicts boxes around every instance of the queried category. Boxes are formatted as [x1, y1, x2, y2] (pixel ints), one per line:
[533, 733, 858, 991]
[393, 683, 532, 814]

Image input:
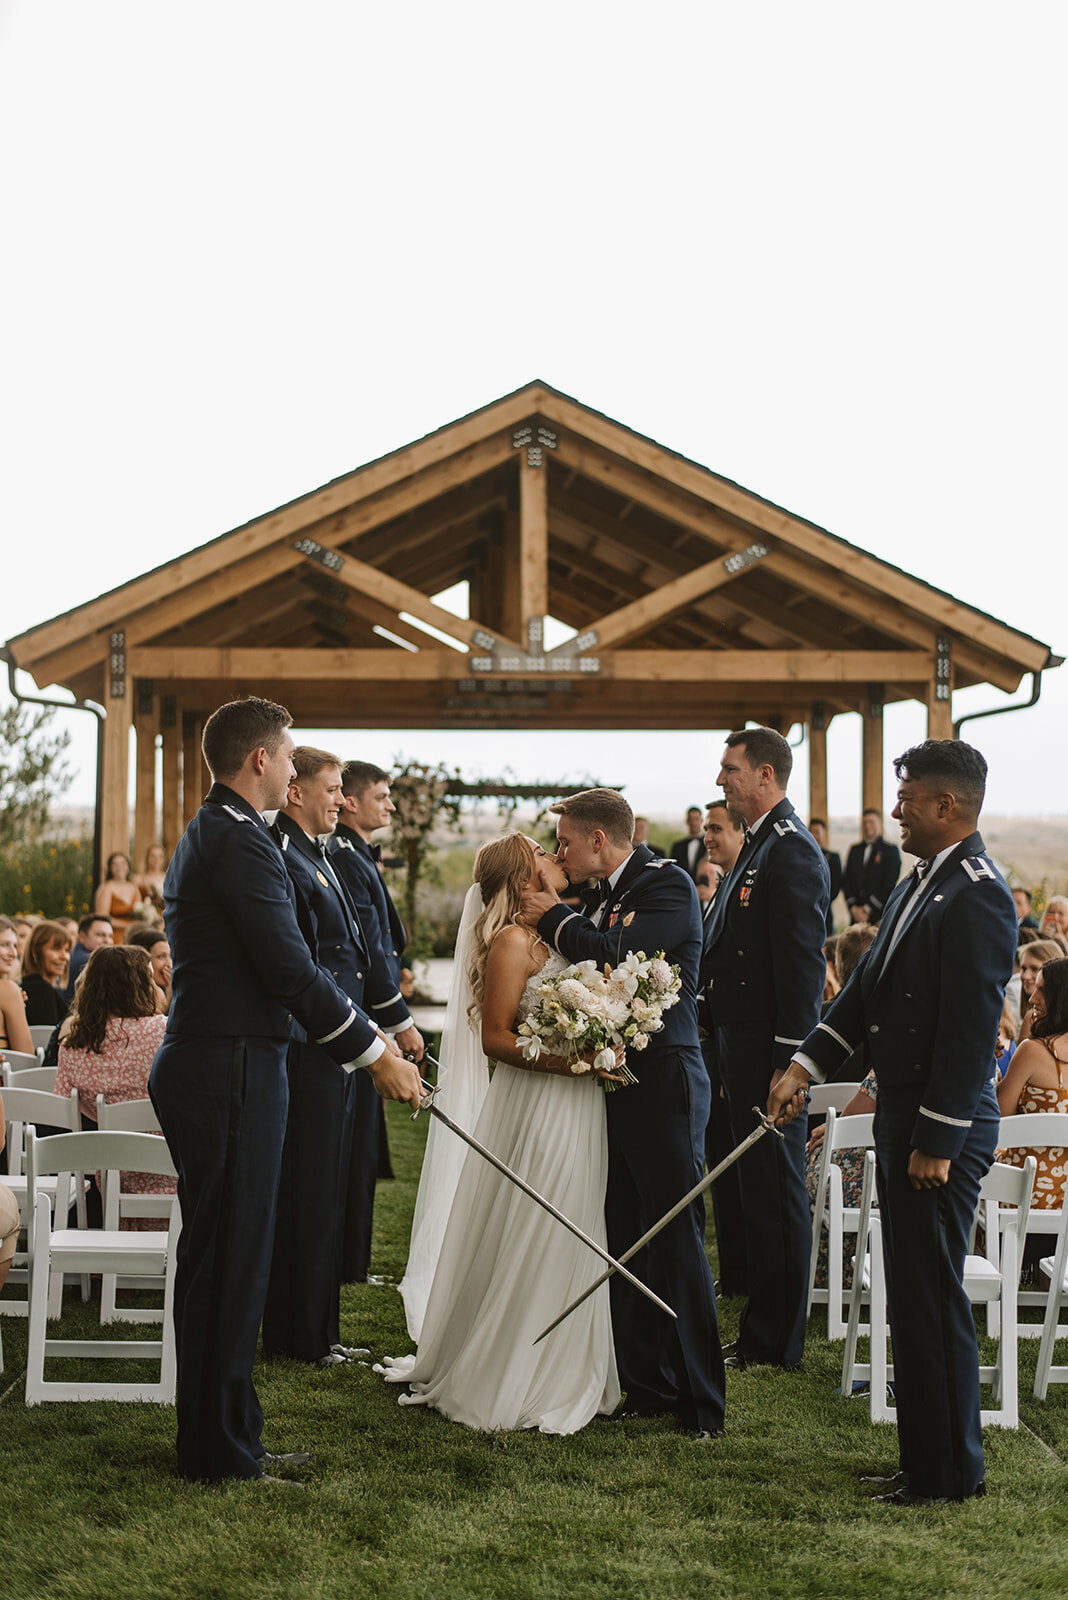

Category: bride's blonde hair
[468, 834, 539, 1020]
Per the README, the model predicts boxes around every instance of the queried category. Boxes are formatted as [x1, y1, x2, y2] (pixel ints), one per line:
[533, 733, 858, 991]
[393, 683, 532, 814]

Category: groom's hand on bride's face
[520, 867, 562, 926]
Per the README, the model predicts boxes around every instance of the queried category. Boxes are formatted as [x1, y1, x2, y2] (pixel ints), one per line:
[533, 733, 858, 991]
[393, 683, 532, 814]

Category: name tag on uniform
[316, 870, 330, 887]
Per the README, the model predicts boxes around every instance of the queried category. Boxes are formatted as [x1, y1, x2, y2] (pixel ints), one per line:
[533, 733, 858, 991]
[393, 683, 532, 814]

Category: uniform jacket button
[357, 971, 363, 980]
[869, 1024, 879, 1034]
[914, 1063, 923, 1072]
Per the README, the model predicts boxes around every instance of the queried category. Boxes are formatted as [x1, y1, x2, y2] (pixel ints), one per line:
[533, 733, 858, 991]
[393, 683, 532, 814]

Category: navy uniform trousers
[876, 1080, 999, 1499]
[150, 1035, 289, 1480]
[699, 1031, 748, 1296]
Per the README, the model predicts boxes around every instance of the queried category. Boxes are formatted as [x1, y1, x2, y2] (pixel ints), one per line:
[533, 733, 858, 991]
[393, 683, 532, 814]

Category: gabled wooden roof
[7, 380, 1059, 731]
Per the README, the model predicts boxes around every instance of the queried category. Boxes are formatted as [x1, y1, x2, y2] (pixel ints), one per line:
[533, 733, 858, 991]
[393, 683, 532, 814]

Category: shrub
[0, 834, 94, 919]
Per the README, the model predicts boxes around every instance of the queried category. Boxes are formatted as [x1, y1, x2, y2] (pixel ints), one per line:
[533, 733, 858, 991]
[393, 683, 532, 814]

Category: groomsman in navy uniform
[770, 741, 1017, 1505]
[149, 698, 422, 1483]
[329, 760, 410, 1280]
[843, 809, 901, 924]
[522, 788, 725, 1439]
[263, 747, 422, 1366]
[701, 726, 829, 1371]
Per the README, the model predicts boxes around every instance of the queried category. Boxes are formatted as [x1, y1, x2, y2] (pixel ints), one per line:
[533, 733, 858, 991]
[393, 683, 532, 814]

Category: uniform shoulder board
[221, 804, 254, 825]
[643, 856, 673, 868]
[773, 818, 798, 837]
[960, 855, 998, 883]
[278, 831, 290, 851]
[333, 836, 355, 851]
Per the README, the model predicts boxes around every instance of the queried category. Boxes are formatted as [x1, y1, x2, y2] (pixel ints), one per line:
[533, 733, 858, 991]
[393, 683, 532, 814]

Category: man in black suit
[633, 816, 664, 858]
[263, 747, 422, 1367]
[842, 809, 901, 924]
[701, 727, 829, 1370]
[808, 818, 843, 935]
[149, 698, 421, 1483]
[669, 807, 707, 879]
[1012, 887, 1040, 931]
[522, 788, 725, 1439]
[329, 760, 411, 1281]
[771, 740, 1017, 1506]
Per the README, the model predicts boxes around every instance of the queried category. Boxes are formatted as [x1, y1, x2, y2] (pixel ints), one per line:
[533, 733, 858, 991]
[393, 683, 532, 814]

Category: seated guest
[0, 916, 21, 984]
[65, 913, 114, 1002]
[1017, 940, 1064, 1041]
[126, 927, 172, 1010]
[93, 853, 144, 943]
[20, 922, 73, 1027]
[1, 1092, 20, 1291]
[822, 935, 840, 1004]
[1014, 887, 1040, 931]
[0, 918, 34, 1056]
[13, 915, 40, 970]
[134, 844, 168, 918]
[1040, 896, 1068, 941]
[695, 858, 721, 907]
[55, 945, 173, 1230]
[997, 957, 1068, 1241]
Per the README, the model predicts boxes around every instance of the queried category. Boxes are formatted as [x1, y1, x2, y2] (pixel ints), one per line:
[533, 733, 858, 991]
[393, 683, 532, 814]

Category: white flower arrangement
[516, 950, 683, 1090]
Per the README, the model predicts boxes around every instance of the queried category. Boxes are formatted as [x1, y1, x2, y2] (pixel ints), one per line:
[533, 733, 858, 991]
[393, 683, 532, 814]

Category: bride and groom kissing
[378, 788, 726, 1439]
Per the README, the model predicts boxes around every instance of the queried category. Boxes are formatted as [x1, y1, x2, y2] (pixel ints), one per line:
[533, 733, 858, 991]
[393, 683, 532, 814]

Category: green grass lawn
[3, 1104, 1068, 1600]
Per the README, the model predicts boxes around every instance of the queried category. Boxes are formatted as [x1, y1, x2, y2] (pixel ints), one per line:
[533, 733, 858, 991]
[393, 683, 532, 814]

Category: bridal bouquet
[517, 950, 682, 1090]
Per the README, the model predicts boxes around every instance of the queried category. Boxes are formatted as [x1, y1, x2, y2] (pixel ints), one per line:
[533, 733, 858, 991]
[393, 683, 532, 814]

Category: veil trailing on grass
[398, 883, 491, 1341]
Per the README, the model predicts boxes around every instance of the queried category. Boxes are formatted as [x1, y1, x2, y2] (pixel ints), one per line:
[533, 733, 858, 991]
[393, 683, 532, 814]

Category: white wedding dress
[379, 949, 620, 1433]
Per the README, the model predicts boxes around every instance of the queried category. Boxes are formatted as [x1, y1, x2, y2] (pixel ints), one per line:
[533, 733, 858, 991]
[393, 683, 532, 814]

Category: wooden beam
[600, 650, 932, 683]
[541, 394, 1050, 672]
[10, 398, 539, 668]
[161, 699, 181, 852]
[301, 540, 523, 655]
[182, 713, 204, 828]
[926, 635, 954, 737]
[862, 686, 885, 816]
[132, 681, 158, 871]
[551, 436, 1032, 692]
[101, 637, 132, 865]
[518, 451, 549, 649]
[574, 552, 764, 650]
[808, 707, 829, 827]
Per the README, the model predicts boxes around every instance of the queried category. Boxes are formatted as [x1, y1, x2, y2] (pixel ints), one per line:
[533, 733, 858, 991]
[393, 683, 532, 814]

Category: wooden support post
[862, 684, 885, 816]
[808, 702, 829, 824]
[101, 631, 133, 865]
[133, 679, 158, 869]
[182, 712, 203, 828]
[518, 446, 549, 653]
[160, 695, 181, 851]
[926, 634, 954, 738]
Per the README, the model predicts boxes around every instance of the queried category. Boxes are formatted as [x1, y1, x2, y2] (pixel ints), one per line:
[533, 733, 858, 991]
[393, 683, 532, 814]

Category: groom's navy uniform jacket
[699, 797, 829, 1368]
[149, 784, 381, 1483]
[795, 832, 1016, 1500]
[538, 845, 725, 1433]
[262, 813, 410, 1361]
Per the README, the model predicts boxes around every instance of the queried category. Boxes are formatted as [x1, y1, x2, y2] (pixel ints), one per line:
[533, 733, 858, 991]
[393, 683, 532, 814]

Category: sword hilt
[752, 1106, 786, 1140]
[411, 1077, 440, 1120]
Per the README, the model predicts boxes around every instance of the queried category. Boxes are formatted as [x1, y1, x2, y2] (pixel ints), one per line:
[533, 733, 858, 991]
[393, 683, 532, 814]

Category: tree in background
[0, 703, 73, 849]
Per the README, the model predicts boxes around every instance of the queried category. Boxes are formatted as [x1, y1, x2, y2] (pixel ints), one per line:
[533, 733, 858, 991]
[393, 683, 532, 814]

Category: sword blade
[532, 1107, 782, 1346]
[422, 1099, 677, 1324]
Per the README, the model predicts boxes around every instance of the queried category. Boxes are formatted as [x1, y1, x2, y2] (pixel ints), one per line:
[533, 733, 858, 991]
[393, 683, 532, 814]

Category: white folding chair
[807, 1083, 863, 1116]
[1, 1052, 45, 1078]
[94, 1095, 172, 1324]
[4, 1064, 58, 1094]
[24, 1128, 180, 1403]
[1034, 1202, 1068, 1399]
[992, 1113, 1068, 1337]
[0, 1086, 86, 1319]
[28, 1025, 55, 1052]
[849, 1157, 1036, 1429]
[808, 1109, 875, 1334]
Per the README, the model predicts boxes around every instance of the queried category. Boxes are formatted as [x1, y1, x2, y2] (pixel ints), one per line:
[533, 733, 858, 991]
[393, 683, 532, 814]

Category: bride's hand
[520, 867, 563, 927]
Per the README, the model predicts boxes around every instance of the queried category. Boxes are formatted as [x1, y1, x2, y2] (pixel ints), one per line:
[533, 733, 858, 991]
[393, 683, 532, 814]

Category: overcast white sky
[1, 2, 1065, 843]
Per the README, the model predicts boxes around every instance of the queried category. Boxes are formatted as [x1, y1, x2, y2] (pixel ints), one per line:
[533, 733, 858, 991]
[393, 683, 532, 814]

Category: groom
[521, 788, 726, 1438]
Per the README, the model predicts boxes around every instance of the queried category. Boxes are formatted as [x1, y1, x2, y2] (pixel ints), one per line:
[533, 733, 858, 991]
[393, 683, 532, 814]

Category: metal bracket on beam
[160, 694, 177, 730]
[471, 628, 498, 652]
[811, 700, 827, 733]
[108, 630, 126, 700]
[722, 541, 770, 576]
[293, 537, 345, 574]
[935, 635, 952, 702]
[511, 424, 558, 468]
[135, 678, 155, 716]
[868, 682, 885, 719]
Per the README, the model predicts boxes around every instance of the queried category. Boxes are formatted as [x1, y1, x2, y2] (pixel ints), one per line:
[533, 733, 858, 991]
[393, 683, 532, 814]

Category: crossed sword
[411, 1053, 783, 1344]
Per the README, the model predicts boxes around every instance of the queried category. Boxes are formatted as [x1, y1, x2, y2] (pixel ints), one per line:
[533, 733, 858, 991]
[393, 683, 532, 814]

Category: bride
[380, 833, 622, 1434]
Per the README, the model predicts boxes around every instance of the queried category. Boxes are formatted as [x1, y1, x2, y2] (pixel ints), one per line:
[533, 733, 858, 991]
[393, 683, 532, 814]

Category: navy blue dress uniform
[538, 845, 725, 1433]
[262, 813, 411, 1362]
[329, 822, 409, 1279]
[842, 834, 901, 923]
[796, 832, 1017, 1500]
[149, 784, 383, 1482]
[700, 797, 829, 1366]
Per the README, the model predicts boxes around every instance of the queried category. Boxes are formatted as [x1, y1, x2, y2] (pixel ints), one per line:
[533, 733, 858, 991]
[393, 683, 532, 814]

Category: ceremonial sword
[409, 1059, 677, 1324]
[532, 1106, 784, 1346]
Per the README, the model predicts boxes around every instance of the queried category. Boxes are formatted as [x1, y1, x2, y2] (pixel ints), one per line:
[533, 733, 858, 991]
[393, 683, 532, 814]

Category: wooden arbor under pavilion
[5, 380, 1060, 870]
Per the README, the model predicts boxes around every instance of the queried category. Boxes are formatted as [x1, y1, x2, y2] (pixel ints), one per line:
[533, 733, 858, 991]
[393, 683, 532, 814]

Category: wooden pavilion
[5, 381, 1060, 869]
